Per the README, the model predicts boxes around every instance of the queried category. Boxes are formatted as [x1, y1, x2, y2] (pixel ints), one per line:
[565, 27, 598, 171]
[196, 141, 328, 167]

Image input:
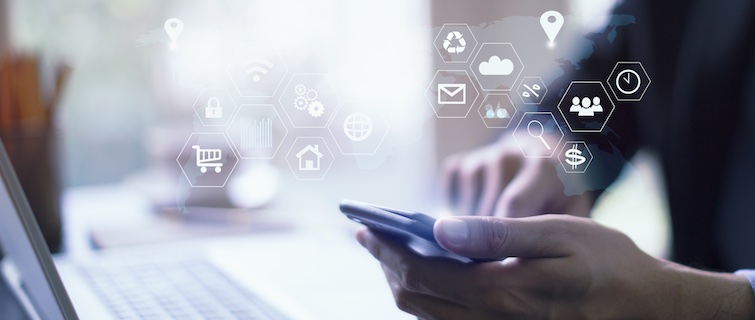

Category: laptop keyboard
[81, 258, 286, 320]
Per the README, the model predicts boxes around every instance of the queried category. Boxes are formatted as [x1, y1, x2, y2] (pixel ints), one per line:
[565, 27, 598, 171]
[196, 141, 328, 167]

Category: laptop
[0, 139, 311, 319]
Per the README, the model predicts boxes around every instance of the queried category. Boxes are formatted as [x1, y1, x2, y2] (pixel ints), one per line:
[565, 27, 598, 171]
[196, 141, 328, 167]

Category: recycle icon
[442, 31, 466, 54]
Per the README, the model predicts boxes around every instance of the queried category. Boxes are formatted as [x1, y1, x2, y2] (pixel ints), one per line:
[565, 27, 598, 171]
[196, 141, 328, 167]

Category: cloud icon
[478, 56, 514, 76]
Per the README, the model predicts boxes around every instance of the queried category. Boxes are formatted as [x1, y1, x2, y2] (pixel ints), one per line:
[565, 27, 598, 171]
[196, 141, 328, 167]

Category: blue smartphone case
[340, 199, 492, 263]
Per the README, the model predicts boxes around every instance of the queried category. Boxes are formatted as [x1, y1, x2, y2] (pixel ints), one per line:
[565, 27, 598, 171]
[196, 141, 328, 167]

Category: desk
[60, 183, 414, 320]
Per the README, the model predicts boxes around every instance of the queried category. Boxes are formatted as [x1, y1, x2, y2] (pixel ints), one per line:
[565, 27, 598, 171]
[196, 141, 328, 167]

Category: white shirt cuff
[734, 269, 755, 294]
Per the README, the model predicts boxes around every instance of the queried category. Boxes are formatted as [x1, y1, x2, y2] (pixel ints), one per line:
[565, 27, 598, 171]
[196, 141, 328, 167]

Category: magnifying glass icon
[527, 120, 551, 150]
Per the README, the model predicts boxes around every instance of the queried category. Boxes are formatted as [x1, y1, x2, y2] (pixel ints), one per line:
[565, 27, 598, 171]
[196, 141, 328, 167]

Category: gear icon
[306, 89, 318, 101]
[307, 101, 325, 117]
[294, 96, 308, 110]
[295, 84, 306, 96]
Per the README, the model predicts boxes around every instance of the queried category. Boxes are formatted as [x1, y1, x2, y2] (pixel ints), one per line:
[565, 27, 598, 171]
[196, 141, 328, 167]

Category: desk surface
[60, 182, 416, 320]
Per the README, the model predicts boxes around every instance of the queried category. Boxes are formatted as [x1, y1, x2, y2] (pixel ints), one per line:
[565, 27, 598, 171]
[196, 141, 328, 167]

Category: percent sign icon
[521, 84, 541, 98]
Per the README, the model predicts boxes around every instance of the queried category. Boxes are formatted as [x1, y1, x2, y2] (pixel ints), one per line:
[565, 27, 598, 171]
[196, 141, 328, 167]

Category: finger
[476, 163, 503, 217]
[382, 266, 471, 320]
[356, 228, 478, 304]
[394, 289, 471, 320]
[440, 154, 463, 210]
[556, 193, 594, 217]
[433, 215, 575, 259]
[569, 194, 593, 216]
[494, 160, 562, 218]
[476, 154, 522, 216]
[457, 158, 485, 215]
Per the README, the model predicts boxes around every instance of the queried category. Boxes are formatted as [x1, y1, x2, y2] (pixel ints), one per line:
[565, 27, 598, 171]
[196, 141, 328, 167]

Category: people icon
[569, 96, 604, 117]
[591, 96, 603, 113]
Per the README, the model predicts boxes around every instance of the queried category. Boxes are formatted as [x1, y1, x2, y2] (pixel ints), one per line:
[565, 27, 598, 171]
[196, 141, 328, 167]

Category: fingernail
[437, 218, 469, 246]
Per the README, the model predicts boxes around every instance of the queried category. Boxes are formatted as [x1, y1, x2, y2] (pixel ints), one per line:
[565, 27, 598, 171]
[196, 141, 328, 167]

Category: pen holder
[1, 129, 62, 253]
[0, 53, 69, 253]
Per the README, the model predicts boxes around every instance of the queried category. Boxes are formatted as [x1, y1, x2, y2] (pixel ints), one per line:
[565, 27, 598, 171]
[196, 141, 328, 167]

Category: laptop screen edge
[0, 139, 78, 320]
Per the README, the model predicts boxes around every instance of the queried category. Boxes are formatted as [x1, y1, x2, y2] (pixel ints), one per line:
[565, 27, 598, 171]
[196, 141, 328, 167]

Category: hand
[441, 135, 592, 218]
[357, 215, 755, 319]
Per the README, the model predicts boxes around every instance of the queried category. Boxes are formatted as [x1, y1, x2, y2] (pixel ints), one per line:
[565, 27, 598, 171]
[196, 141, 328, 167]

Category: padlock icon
[205, 97, 222, 119]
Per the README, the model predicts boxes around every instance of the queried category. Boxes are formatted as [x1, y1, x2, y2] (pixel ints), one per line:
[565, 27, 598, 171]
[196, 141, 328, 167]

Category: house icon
[296, 144, 323, 171]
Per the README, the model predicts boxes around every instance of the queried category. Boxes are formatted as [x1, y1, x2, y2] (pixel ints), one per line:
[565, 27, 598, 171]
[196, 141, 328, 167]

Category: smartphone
[340, 199, 492, 263]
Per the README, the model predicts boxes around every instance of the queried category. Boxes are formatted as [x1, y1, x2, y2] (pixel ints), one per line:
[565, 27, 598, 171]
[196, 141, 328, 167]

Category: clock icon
[616, 69, 641, 95]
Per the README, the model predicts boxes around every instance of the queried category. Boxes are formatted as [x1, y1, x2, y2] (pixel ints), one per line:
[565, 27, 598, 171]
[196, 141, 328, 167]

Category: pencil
[0, 56, 11, 136]
[9, 54, 22, 138]
[24, 54, 45, 130]
[45, 62, 71, 125]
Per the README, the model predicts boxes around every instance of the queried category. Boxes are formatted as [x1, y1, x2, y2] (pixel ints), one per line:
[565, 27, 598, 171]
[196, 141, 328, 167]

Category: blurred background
[1, 0, 672, 318]
[4, 0, 441, 250]
[9, 0, 434, 187]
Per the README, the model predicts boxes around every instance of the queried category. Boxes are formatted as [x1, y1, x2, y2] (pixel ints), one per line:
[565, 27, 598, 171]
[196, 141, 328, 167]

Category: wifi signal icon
[240, 58, 274, 82]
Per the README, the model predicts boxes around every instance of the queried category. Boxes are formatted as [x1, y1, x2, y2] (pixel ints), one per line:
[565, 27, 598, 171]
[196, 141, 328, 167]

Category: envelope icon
[437, 83, 466, 105]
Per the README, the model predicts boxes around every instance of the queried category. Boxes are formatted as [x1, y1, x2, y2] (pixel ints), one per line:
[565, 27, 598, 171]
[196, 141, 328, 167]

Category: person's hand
[357, 215, 755, 319]
[441, 135, 592, 218]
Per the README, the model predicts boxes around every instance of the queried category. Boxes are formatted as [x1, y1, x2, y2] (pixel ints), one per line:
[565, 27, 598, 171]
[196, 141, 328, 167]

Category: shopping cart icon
[192, 145, 223, 173]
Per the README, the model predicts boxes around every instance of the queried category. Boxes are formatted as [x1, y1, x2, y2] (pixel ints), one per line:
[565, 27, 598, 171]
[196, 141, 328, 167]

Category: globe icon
[343, 112, 373, 142]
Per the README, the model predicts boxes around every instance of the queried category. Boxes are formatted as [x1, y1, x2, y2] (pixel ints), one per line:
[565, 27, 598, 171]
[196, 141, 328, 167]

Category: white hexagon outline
[327, 101, 390, 156]
[470, 42, 524, 92]
[557, 80, 616, 133]
[227, 43, 288, 98]
[424, 69, 480, 119]
[192, 87, 237, 127]
[606, 61, 651, 102]
[176, 132, 239, 188]
[432, 23, 479, 64]
[559, 140, 594, 174]
[279, 73, 341, 128]
[285, 136, 335, 181]
[225, 104, 289, 160]
[512, 111, 564, 159]
[517, 76, 548, 105]
[477, 93, 518, 129]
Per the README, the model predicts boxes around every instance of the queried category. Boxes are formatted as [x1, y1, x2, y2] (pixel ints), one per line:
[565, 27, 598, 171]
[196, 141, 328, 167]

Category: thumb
[433, 216, 573, 259]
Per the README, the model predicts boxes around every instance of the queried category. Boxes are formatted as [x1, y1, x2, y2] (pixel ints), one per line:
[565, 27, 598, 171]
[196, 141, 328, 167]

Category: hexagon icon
[176, 133, 239, 188]
[279, 74, 340, 128]
[433, 23, 478, 63]
[192, 87, 237, 127]
[512, 112, 564, 158]
[228, 43, 288, 97]
[516, 76, 548, 105]
[425, 70, 479, 118]
[607, 61, 651, 102]
[478, 94, 517, 128]
[285, 137, 334, 181]
[558, 141, 594, 173]
[470, 43, 524, 91]
[557, 81, 616, 133]
[226, 104, 288, 159]
[328, 101, 390, 155]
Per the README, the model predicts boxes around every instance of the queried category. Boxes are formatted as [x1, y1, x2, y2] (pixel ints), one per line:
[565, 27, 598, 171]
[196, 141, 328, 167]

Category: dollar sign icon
[564, 144, 586, 170]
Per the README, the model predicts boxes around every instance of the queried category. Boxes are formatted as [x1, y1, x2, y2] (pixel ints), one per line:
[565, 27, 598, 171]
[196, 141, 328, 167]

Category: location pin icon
[164, 18, 184, 48]
[540, 11, 564, 43]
